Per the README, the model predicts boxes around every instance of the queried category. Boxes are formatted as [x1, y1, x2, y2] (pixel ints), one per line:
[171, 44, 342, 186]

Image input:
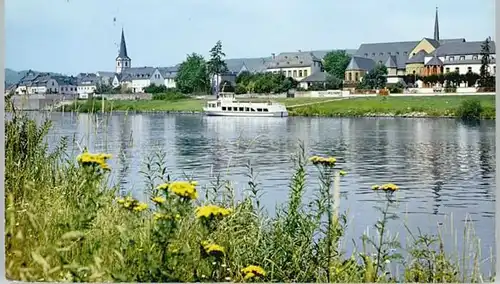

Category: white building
[266, 51, 323, 82]
[77, 74, 98, 96]
[158, 66, 178, 89]
[436, 41, 496, 75]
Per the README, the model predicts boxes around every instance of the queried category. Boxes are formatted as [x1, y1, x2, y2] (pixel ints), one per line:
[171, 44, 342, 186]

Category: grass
[5, 107, 496, 282]
[61, 95, 496, 119]
[289, 95, 496, 119]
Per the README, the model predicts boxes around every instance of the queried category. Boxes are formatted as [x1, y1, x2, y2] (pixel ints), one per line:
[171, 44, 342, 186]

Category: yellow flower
[339, 170, 347, 176]
[309, 155, 336, 167]
[76, 151, 112, 171]
[153, 213, 165, 221]
[157, 181, 198, 200]
[156, 183, 169, 191]
[152, 196, 166, 204]
[195, 205, 233, 219]
[372, 183, 399, 192]
[241, 265, 266, 279]
[133, 202, 148, 212]
[202, 243, 225, 257]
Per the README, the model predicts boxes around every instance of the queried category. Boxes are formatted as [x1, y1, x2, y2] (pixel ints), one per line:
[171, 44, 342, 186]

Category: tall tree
[322, 50, 352, 80]
[478, 37, 494, 88]
[175, 53, 210, 94]
[360, 64, 387, 89]
[207, 40, 229, 95]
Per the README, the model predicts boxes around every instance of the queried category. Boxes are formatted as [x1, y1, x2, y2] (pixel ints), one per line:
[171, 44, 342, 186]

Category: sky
[6, 0, 495, 75]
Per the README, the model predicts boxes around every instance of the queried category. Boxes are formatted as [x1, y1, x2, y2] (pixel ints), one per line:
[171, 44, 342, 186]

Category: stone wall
[95, 93, 153, 100]
[11, 94, 78, 111]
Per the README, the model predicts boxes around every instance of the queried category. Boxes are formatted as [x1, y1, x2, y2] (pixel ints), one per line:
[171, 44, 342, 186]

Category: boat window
[245, 107, 250, 111]
[257, 108, 262, 112]
[228, 107, 232, 111]
[251, 108, 255, 112]
[263, 108, 269, 112]
[217, 102, 221, 107]
[222, 107, 226, 111]
[239, 107, 244, 111]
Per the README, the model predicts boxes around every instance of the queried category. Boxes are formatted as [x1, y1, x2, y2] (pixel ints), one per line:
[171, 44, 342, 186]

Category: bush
[152, 91, 188, 101]
[456, 98, 483, 120]
[477, 87, 496, 92]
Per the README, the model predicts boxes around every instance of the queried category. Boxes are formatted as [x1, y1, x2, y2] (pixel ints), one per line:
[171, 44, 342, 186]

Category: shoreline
[39, 109, 494, 119]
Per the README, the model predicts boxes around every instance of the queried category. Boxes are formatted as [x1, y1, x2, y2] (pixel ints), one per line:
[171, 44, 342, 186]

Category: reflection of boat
[203, 92, 288, 117]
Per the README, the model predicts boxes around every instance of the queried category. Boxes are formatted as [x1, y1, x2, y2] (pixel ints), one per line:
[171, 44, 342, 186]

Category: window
[304, 70, 308, 77]
[467, 67, 472, 72]
[263, 108, 269, 112]
[455, 67, 459, 73]
[449, 56, 454, 61]
[396, 52, 400, 55]
[257, 108, 262, 112]
[459, 56, 465, 60]
[348, 73, 352, 81]
[118, 62, 121, 66]
[245, 107, 250, 111]
[445, 67, 450, 73]
[239, 107, 244, 111]
[299, 70, 303, 77]
[222, 107, 227, 111]
[125, 62, 128, 67]
[472, 55, 479, 60]
[494, 66, 497, 74]
[293, 70, 297, 77]
[379, 52, 383, 56]
[364, 53, 368, 57]
[354, 73, 358, 81]
[251, 108, 255, 112]
[287, 70, 291, 77]
[372, 53, 375, 56]
[403, 52, 407, 55]
[227, 107, 232, 111]
[388, 52, 392, 55]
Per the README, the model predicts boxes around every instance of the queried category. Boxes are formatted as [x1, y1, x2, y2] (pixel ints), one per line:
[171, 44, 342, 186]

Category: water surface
[37, 112, 496, 269]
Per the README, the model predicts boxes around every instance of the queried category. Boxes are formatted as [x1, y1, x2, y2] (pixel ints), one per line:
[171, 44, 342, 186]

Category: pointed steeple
[434, 7, 440, 41]
[118, 28, 130, 59]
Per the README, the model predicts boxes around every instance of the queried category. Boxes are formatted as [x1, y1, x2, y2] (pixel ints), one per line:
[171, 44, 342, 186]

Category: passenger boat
[203, 92, 288, 117]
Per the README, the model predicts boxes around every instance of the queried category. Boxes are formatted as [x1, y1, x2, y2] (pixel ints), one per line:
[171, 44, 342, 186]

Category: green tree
[360, 64, 387, 89]
[464, 71, 480, 87]
[325, 74, 342, 89]
[207, 40, 229, 95]
[144, 83, 168, 94]
[175, 53, 210, 94]
[478, 37, 495, 88]
[95, 83, 113, 94]
[323, 50, 352, 80]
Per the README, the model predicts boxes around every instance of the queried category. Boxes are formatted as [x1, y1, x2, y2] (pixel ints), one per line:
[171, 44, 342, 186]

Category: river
[36, 112, 496, 271]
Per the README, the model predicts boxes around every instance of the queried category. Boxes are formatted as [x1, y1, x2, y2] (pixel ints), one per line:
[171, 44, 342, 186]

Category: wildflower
[339, 170, 347, 176]
[153, 213, 165, 221]
[117, 196, 148, 212]
[309, 155, 336, 167]
[241, 265, 266, 280]
[157, 181, 198, 200]
[133, 202, 148, 212]
[77, 151, 112, 171]
[202, 242, 225, 257]
[151, 196, 166, 204]
[372, 183, 399, 192]
[195, 205, 233, 219]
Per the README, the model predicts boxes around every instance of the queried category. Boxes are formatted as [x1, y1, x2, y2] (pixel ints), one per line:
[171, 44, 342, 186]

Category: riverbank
[59, 95, 495, 119]
[6, 113, 493, 282]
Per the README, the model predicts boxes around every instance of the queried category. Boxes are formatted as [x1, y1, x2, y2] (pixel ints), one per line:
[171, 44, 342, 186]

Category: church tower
[116, 28, 131, 74]
[433, 7, 440, 41]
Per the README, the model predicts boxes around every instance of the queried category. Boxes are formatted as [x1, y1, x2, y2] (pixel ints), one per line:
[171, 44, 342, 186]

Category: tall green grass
[5, 111, 495, 282]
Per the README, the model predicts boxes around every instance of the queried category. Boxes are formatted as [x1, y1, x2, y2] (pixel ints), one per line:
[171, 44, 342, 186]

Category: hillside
[5, 68, 62, 85]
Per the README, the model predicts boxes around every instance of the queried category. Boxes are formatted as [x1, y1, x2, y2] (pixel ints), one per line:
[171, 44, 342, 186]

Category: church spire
[118, 28, 130, 59]
[434, 7, 440, 41]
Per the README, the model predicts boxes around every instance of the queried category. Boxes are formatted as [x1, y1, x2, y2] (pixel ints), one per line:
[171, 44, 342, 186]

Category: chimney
[271, 53, 276, 59]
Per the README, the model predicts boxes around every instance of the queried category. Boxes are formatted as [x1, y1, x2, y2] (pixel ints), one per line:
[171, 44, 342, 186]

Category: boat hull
[203, 109, 288, 117]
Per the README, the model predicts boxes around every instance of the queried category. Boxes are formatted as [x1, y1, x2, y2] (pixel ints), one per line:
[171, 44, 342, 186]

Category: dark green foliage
[456, 99, 483, 120]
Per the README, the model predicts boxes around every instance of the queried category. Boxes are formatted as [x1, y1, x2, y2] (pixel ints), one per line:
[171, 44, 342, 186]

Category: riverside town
[5, 2, 497, 283]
